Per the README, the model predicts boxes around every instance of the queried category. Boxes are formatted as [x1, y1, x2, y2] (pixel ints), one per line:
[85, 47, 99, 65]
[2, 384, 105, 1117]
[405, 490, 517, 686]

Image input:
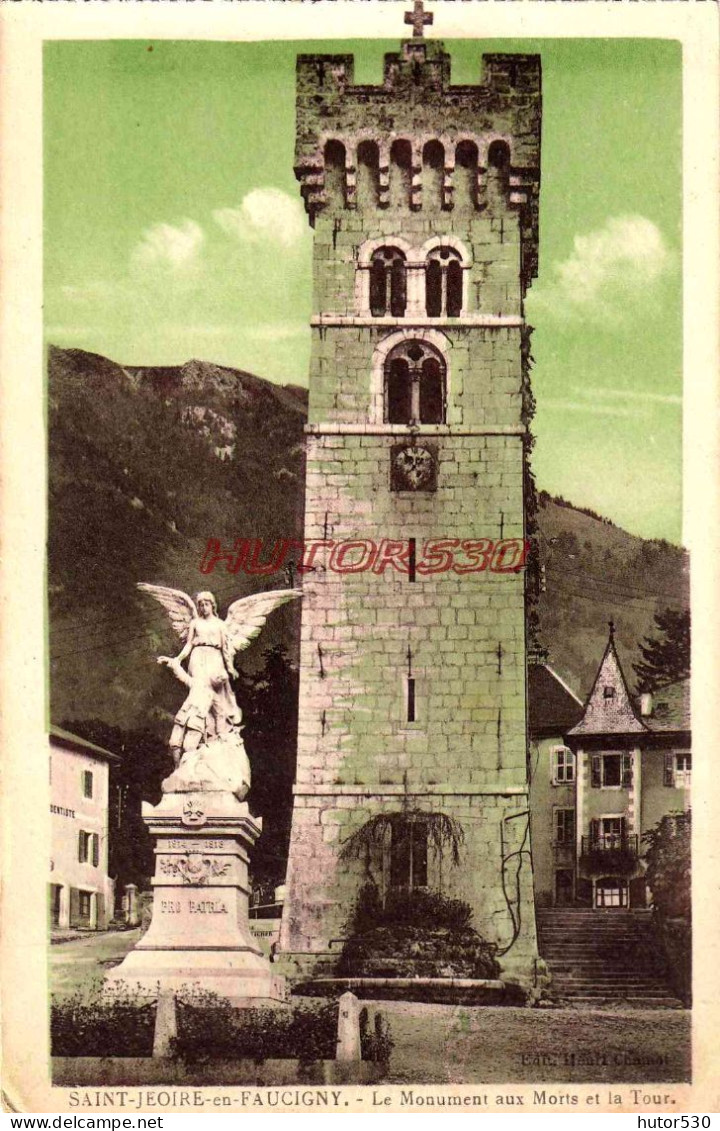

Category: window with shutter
[674, 751, 692, 787]
[621, 754, 633, 789]
[592, 753, 628, 788]
[591, 756, 601, 789]
[82, 770, 94, 799]
[78, 830, 89, 863]
[92, 834, 99, 868]
[666, 751, 692, 787]
[552, 747, 574, 784]
[599, 817, 623, 849]
[554, 809, 575, 844]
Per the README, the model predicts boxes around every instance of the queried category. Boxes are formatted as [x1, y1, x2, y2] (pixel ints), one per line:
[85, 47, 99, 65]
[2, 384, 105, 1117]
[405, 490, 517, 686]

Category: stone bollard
[152, 988, 178, 1059]
[336, 991, 361, 1064]
[125, 884, 139, 928]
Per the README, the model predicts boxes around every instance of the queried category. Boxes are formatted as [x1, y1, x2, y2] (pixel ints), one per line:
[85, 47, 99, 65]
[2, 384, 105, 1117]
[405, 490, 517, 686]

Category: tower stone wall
[279, 38, 542, 985]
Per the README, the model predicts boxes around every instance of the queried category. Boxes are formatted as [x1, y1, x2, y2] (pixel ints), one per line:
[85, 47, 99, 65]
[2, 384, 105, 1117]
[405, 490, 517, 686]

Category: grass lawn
[49, 932, 690, 1085]
[379, 1000, 690, 1085]
[50, 929, 142, 1000]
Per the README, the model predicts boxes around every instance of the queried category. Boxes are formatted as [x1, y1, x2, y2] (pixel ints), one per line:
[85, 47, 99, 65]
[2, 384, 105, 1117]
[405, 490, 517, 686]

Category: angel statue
[138, 584, 301, 798]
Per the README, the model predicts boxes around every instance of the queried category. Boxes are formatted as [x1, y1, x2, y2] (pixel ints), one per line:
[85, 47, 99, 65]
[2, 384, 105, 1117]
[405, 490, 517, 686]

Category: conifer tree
[633, 607, 690, 692]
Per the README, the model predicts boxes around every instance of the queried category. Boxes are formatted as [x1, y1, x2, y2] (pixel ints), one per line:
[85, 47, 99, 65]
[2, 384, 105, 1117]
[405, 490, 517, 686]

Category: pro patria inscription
[189, 899, 227, 914]
[159, 897, 228, 915]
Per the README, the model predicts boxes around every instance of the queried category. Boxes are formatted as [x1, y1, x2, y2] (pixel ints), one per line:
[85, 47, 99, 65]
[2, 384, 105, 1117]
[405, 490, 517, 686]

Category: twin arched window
[366, 244, 465, 319]
[425, 248, 463, 318]
[370, 247, 407, 318]
[385, 341, 446, 426]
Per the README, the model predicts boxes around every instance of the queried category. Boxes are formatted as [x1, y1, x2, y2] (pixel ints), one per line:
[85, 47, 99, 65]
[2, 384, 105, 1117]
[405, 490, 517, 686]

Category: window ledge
[311, 314, 523, 328]
[305, 423, 526, 436]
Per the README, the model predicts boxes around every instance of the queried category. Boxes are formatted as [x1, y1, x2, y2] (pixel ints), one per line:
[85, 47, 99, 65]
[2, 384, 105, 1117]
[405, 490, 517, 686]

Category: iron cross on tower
[405, 0, 433, 37]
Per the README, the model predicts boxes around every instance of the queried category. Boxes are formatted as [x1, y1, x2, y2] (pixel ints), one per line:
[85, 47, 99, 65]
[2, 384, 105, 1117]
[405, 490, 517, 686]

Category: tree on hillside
[633, 607, 691, 692]
[236, 645, 299, 888]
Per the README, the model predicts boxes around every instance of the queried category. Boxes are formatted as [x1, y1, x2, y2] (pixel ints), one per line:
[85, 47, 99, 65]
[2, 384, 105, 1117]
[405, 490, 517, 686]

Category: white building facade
[49, 726, 119, 930]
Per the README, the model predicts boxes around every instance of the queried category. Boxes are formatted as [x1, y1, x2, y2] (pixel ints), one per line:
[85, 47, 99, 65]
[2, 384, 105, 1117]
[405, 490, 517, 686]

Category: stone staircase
[536, 908, 684, 1008]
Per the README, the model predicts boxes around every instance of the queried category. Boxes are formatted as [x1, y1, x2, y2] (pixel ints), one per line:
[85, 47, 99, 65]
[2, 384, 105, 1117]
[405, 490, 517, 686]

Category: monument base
[105, 790, 286, 1007]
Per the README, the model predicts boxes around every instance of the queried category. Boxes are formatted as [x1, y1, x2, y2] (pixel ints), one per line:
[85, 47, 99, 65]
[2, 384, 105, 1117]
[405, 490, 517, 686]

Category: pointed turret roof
[567, 622, 648, 737]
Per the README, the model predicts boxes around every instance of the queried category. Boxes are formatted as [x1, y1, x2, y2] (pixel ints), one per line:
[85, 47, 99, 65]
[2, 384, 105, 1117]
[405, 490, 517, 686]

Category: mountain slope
[47, 346, 688, 730]
[48, 346, 307, 731]
[534, 491, 688, 697]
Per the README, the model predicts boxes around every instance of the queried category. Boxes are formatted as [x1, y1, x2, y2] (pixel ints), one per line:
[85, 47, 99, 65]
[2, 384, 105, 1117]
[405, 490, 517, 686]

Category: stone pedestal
[105, 790, 286, 1006]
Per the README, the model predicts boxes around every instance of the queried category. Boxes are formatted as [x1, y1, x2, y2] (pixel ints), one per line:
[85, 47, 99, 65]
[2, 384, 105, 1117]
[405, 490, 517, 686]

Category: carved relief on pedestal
[159, 852, 231, 885]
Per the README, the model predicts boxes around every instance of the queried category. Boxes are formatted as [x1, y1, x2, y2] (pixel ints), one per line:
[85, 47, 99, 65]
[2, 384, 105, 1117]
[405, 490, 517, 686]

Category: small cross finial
[405, 0, 433, 38]
[608, 619, 616, 642]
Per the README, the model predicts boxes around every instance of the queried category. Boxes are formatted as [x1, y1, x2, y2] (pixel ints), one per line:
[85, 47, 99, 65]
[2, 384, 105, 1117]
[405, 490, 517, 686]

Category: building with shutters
[527, 659, 585, 908]
[49, 726, 119, 931]
[530, 626, 691, 911]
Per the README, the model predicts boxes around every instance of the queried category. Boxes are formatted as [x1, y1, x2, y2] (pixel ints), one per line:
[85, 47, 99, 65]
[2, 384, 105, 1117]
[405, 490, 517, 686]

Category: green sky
[44, 37, 682, 542]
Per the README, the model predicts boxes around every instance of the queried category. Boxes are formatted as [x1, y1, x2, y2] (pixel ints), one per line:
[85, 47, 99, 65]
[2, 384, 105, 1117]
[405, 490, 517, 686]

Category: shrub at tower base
[334, 886, 524, 1004]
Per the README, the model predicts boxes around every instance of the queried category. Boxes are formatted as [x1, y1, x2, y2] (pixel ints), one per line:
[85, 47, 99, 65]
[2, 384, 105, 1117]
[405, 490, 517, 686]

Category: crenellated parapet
[295, 40, 541, 281]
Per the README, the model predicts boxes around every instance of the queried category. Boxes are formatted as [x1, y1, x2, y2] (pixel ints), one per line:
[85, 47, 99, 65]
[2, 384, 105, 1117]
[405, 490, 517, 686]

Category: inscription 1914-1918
[165, 839, 226, 851]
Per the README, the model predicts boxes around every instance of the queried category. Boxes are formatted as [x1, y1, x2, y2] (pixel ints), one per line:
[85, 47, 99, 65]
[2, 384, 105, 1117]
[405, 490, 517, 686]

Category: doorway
[595, 877, 628, 908]
[555, 869, 575, 906]
[49, 884, 62, 926]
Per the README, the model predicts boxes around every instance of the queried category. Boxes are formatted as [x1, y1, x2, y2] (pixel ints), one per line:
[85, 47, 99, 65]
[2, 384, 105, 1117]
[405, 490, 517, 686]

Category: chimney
[640, 692, 653, 717]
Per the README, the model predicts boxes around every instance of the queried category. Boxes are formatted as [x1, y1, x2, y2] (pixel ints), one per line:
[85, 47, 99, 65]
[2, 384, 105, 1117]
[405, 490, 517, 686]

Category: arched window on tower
[324, 139, 347, 210]
[454, 140, 479, 212]
[385, 340, 446, 425]
[487, 139, 511, 210]
[369, 247, 407, 317]
[425, 247, 464, 318]
[357, 140, 380, 209]
[389, 139, 412, 210]
[422, 140, 445, 210]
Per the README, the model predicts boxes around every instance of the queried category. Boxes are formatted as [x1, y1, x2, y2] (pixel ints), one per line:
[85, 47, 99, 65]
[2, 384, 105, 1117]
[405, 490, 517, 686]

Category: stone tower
[279, 22, 542, 985]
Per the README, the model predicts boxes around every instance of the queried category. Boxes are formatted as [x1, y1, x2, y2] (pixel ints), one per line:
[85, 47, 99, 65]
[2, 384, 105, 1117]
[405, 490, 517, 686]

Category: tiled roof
[50, 725, 121, 763]
[567, 633, 647, 737]
[528, 663, 584, 738]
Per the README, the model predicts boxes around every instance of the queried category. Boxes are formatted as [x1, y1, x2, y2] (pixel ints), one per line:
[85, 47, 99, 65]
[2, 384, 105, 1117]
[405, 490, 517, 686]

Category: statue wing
[222, 589, 302, 672]
[137, 583, 197, 642]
